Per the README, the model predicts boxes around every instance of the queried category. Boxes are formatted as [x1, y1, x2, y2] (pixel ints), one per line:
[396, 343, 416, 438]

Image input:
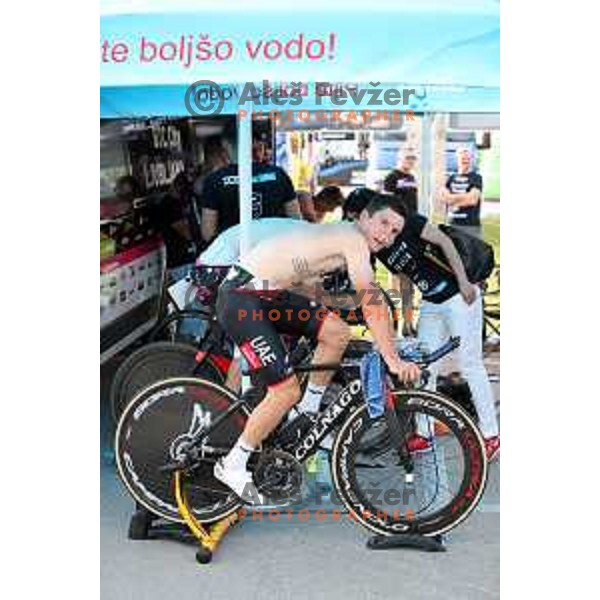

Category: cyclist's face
[361, 208, 404, 252]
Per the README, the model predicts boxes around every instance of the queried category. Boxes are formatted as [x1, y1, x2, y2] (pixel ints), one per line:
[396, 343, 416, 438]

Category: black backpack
[424, 225, 495, 284]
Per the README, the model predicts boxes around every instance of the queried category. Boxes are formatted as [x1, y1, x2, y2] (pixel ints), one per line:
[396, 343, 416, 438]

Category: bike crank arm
[158, 447, 230, 474]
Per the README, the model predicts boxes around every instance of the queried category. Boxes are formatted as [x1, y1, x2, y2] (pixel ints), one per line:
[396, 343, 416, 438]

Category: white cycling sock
[223, 436, 254, 471]
[297, 383, 327, 414]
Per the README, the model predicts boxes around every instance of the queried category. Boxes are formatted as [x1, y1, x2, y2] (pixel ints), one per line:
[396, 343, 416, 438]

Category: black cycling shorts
[216, 266, 331, 387]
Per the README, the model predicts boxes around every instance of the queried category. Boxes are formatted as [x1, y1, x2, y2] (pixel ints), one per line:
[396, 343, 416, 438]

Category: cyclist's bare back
[233, 212, 420, 382]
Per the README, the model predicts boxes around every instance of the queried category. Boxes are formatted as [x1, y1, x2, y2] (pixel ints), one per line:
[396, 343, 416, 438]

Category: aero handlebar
[414, 336, 460, 368]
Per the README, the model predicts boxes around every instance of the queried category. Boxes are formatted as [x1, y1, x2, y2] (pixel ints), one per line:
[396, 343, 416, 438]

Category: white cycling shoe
[213, 460, 266, 506]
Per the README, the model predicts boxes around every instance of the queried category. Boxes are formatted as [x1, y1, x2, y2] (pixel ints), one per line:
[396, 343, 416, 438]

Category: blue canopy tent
[101, 0, 499, 252]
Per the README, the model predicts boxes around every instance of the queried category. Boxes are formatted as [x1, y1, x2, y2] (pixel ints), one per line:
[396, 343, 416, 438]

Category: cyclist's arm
[344, 238, 409, 374]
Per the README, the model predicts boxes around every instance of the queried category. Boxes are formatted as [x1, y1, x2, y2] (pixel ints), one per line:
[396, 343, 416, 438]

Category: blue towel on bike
[360, 352, 386, 419]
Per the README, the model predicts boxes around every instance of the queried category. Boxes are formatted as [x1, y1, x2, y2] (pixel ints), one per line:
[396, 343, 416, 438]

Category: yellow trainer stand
[174, 471, 243, 564]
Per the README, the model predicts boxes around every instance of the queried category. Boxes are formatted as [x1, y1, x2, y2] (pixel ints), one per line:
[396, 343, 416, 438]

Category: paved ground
[100, 349, 500, 600]
[101, 467, 499, 600]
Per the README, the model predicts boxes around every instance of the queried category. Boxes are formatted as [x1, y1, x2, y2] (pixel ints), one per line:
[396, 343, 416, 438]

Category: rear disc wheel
[115, 377, 245, 524]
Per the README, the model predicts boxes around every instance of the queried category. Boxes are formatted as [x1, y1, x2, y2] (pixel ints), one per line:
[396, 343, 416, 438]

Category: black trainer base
[130, 504, 446, 558]
[128, 504, 196, 545]
[367, 533, 446, 552]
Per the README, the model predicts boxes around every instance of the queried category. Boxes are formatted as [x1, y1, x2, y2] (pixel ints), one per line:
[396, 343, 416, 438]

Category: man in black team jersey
[383, 149, 419, 336]
[344, 189, 500, 462]
[200, 150, 301, 243]
[441, 147, 484, 238]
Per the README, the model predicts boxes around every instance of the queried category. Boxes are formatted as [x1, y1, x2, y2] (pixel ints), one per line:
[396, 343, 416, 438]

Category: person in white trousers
[344, 188, 500, 461]
[417, 288, 499, 451]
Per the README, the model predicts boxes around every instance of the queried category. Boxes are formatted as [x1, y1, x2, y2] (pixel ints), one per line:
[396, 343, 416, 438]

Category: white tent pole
[237, 104, 253, 259]
[419, 112, 434, 217]
[236, 103, 253, 394]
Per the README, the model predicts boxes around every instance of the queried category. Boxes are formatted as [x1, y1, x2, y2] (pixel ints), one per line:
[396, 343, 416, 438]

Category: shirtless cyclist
[213, 194, 420, 502]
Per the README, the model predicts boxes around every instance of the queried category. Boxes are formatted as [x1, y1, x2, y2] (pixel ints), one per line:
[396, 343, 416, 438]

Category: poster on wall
[127, 119, 190, 195]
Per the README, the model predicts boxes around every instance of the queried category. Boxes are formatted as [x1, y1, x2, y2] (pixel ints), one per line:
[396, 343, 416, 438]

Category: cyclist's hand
[387, 356, 421, 385]
[460, 281, 478, 305]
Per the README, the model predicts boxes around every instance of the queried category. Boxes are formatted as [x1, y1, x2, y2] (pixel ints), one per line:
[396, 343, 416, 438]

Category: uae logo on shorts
[240, 335, 277, 368]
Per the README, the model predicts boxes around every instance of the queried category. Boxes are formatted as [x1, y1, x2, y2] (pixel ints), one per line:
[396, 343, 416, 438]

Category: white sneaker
[213, 460, 266, 505]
